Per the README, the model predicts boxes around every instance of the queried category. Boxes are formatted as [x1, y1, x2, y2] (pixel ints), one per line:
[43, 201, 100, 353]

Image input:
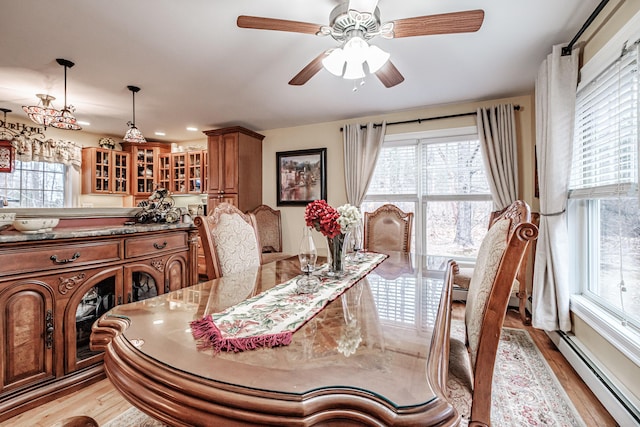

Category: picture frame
[276, 148, 327, 206]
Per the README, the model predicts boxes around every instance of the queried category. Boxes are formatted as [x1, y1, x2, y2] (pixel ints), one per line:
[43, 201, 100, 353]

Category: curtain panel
[476, 104, 519, 210]
[343, 122, 386, 207]
[532, 44, 580, 332]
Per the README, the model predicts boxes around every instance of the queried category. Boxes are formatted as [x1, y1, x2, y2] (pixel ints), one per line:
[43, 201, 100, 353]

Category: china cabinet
[159, 150, 207, 195]
[81, 148, 130, 195]
[0, 225, 197, 422]
[121, 142, 171, 205]
[204, 126, 264, 212]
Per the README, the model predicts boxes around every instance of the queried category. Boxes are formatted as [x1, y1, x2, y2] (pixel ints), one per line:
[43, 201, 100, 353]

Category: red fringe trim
[190, 315, 293, 354]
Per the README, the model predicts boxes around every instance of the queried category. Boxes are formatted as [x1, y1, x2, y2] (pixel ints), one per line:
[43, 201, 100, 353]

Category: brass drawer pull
[50, 252, 81, 264]
[153, 241, 168, 250]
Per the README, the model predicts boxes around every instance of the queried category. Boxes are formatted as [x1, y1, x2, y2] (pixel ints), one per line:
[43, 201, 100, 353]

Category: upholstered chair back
[195, 203, 261, 279]
[445, 200, 538, 426]
[250, 204, 283, 253]
[363, 204, 413, 253]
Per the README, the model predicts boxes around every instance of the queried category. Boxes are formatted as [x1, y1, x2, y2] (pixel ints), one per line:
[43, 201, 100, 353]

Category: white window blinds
[570, 43, 639, 197]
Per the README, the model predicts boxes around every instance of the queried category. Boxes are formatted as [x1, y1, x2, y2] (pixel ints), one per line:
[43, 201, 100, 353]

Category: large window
[569, 42, 640, 332]
[363, 129, 493, 261]
[0, 160, 67, 208]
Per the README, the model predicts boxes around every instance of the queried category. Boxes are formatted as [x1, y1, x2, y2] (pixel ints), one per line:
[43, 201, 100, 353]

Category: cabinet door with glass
[81, 148, 130, 195]
[158, 153, 171, 191]
[121, 142, 171, 198]
[64, 266, 122, 373]
[171, 152, 187, 194]
[0, 282, 55, 394]
[187, 151, 205, 194]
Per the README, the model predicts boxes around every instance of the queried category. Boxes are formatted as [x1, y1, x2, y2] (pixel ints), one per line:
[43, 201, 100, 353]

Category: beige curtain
[532, 44, 579, 332]
[11, 134, 82, 168]
[477, 104, 518, 210]
[343, 122, 386, 207]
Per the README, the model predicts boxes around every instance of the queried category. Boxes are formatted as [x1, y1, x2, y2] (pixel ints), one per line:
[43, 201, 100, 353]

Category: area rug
[104, 327, 585, 427]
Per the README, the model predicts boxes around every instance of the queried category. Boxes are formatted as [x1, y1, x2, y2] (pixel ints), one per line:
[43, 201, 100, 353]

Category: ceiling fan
[237, 0, 484, 88]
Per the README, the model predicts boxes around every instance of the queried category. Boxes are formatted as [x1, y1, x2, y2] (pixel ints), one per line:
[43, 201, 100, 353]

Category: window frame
[363, 126, 493, 262]
[568, 12, 640, 365]
[0, 159, 69, 208]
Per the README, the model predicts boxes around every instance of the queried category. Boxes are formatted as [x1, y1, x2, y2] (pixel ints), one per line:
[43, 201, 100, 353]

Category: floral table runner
[190, 252, 387, 353]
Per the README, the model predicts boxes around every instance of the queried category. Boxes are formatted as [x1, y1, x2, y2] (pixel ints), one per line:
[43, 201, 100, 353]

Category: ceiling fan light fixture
[365, 44, 390, 73]
[122, 85, 146, 143]
[50, 58, 82, 130]
[343, 60, 366, 80]
[322, 49, 347, 76]
[22, 94, 60, 129]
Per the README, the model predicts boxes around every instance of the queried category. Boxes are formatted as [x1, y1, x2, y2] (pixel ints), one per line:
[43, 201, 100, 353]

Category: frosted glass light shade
[343, 61, 366, 80]
[322, 49, 347, 76]
[366, 44, 390, 73]
[123, 125, 147, 143]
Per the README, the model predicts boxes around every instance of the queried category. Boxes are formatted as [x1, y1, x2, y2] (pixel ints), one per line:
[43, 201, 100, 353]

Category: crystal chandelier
[122, 85, 146, 143]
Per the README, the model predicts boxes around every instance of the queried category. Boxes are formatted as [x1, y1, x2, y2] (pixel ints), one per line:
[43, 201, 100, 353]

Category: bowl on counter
[12, 218, 59, 234]
[0, 212, 16, 231]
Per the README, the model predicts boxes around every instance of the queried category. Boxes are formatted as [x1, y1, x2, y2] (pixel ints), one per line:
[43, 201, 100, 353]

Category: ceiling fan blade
[289, 52, 327, 86]
[375, 61, 404, 88]
[392, 9, 484, 38]
[237, 15, 323, 35]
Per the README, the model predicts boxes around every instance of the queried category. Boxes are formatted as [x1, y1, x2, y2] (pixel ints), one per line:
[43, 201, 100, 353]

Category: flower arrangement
[304, 200, 361, 238]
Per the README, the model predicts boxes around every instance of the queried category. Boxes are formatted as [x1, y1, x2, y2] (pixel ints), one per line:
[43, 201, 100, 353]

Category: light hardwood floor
[2, 304, 618, 427]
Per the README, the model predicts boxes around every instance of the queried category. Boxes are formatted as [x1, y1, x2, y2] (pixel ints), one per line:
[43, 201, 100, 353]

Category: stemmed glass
[297, 227, 319, 293]
[350, 220, 364, 261]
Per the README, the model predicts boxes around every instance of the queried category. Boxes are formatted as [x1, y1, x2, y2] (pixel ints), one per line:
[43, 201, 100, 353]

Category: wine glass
[297, 227, 319, 293]
[350, 220, 364, 261]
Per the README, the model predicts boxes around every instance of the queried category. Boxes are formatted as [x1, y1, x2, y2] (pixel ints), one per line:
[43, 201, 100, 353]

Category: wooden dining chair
[363, 204, 414, 253]
[249, 204, 291, 264]
[452, 205, 540, 325]
[194, 203, 261, 280]
[445, 200, 538, 426]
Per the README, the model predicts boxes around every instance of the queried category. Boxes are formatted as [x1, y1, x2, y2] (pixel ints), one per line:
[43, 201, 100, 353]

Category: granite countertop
[0, 222, 195, 244]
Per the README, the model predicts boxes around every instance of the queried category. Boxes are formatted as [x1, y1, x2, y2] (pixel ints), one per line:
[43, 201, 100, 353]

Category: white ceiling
[0, 1, 599, 142]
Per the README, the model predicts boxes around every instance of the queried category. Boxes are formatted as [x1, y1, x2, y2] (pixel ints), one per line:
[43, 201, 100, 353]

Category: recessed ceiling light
[154, 131, 166, 136]
[186, 126, 198, 132]
[77, 120, 90, 126]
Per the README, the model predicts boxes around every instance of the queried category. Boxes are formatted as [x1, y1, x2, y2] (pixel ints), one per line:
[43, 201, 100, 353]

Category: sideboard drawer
[0, 241, 122, 276]
[125, 233, 187, 258]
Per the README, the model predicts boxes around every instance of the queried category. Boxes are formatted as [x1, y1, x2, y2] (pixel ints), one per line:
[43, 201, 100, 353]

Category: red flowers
[304, 200, 341, 238]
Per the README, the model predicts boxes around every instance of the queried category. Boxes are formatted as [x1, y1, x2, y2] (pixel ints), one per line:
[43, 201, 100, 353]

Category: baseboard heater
[547, 330, 640, 427]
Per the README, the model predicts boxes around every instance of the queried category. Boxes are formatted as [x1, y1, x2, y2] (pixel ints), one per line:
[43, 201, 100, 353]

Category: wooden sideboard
[0, 224, 198, 422]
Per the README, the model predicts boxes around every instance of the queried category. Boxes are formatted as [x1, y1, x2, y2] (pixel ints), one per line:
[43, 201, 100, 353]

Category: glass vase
[326, 232, 349, 277]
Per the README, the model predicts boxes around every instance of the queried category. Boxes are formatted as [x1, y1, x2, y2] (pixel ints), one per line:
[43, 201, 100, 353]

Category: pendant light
[50, 58, 82, 130]
[122, 85, 146, 143]
[22, 94, 60, 129]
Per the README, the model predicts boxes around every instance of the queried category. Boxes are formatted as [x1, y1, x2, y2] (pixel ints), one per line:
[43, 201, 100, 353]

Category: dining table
[90, 251, 458, 426]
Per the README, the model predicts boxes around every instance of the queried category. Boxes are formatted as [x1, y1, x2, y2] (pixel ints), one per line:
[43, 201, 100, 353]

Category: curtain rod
[340, 105, 521, 131]
[562, 0, 609, 56]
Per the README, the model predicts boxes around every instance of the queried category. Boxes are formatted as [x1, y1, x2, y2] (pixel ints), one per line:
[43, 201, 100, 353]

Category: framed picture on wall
[276, 148, 327, 206]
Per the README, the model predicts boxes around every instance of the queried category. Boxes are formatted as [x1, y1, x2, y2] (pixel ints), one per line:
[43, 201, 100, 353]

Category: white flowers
[337, 204, 362, 233]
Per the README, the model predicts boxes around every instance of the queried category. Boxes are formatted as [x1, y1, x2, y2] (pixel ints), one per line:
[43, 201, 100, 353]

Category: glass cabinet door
[131, 272, 159, 302]
[73, 276, 117, 367]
